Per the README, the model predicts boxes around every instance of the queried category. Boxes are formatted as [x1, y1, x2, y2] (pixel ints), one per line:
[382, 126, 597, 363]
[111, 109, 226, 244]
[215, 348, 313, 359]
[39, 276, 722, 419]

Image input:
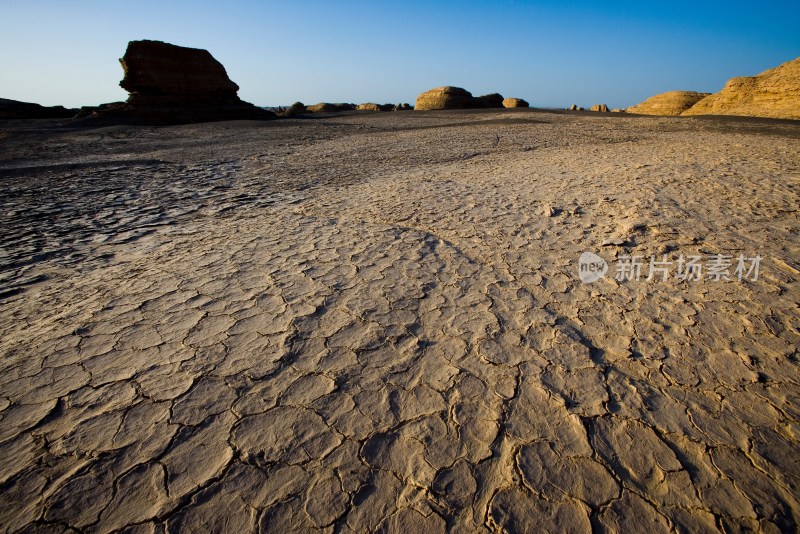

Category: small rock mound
[0, 98, 77, 119]
[682, 57, 800, 119]
[415, 87, 474, 110]
[627, 91, 710, 116]
[590, 104, 610, 112]
[502, 98, 529, 108]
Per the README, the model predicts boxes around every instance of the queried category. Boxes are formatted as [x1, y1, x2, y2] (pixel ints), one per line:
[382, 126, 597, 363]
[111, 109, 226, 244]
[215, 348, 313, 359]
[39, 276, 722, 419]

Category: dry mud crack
[0, 110, 799, 532]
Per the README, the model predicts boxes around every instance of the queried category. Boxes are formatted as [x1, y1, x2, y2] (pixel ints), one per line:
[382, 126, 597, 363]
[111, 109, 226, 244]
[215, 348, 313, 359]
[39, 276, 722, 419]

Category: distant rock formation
[356, 103, 382, 112]
[473, 93, 504, 108]
[289, 102, 307, 113]
[590, 104, 609, 112]
[682, 57, 800, 119]
[502, 98, 529, 108]
[415, 87, 520, 110]
[569, 104, 579, 111]
[627, 91, 710, 116]
[279, 102, 307, 117]
[355, 103, 396, 112]
[394, 103, 414, 111]
[0, 98, 77, 119]
[307, 103, 356, 113]
[415, 87, 474, 110]
[76, 40, 274, 124]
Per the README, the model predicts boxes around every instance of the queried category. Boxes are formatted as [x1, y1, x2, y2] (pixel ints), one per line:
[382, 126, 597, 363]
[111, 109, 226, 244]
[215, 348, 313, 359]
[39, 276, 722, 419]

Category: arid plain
[1, 109, 799, 532]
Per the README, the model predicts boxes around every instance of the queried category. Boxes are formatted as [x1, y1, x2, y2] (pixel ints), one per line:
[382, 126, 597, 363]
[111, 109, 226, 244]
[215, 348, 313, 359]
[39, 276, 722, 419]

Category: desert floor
[1, 109, 799, 533]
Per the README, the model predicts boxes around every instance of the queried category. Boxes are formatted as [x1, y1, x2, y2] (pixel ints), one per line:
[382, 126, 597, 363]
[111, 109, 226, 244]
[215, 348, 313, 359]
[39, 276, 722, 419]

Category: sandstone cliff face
[682, 57, 800, 119]
[77, 40, 274, 124]
[627, 91, 710, 116]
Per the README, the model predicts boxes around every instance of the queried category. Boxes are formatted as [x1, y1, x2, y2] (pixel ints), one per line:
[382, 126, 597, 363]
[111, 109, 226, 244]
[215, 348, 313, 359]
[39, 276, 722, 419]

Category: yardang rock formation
[77, 40, 275, 124]
[415, 87, 476, 110]
[502, 98, 529, 108]
[415, 87, 528, 110]
[682, 57, 800, 119]
[627, 91, 710, 116]
[472, 93, 505, 109]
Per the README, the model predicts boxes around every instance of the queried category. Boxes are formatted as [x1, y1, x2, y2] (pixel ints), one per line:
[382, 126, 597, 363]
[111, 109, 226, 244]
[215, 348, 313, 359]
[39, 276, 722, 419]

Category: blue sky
[1, 1, 798, 109]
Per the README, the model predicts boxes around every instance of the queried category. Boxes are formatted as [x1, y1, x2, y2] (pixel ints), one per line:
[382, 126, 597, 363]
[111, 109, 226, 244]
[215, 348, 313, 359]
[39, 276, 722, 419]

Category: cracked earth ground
[0, 109, 798, 533]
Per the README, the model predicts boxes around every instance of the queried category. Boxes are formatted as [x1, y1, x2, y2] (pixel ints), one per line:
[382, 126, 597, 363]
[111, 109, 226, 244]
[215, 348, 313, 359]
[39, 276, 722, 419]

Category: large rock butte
[627, 91, 710, 116]
[682, 57, 800, 119]
[76, 40, 274, 124]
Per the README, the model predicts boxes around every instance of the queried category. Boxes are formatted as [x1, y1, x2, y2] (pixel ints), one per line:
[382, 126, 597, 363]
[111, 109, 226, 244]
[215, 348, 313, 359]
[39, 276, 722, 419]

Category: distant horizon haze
[1, 0, 798, 110]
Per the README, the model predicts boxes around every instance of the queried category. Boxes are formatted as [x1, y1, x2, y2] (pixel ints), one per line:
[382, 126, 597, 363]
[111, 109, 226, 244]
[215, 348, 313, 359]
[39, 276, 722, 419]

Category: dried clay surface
[0, 109, 799, 533]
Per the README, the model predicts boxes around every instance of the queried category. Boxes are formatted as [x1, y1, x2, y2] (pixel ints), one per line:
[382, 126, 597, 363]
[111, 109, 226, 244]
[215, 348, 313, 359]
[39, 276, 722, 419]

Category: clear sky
[1, 1, 798, 109]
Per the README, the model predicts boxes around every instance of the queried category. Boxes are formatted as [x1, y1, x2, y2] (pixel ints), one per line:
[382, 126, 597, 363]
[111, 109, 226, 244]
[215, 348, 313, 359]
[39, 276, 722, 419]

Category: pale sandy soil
[0, 109, 799, 533]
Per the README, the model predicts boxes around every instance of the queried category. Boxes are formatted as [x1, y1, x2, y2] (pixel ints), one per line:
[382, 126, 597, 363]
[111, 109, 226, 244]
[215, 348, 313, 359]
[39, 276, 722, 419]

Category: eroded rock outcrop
[682, 57, 800, 120]
[283, 102, 307, 116]
[0, 98, 78, 119]
[502, 98, 529, 108]
[627, 91, 710, 116]
[307, 103, 356, 113]
[76, 40, 274, 124]
[356, 103, 395, 112]
[473, 93, 504, 108]
[591, 104, 610, 112]
[356, 103, 382, 112]
[415, 87, 519, 110]
[415, 87, 475, 110]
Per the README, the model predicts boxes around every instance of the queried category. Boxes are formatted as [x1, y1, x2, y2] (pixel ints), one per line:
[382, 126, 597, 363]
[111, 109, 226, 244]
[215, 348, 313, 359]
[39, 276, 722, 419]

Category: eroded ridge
[1, 110, 798, 532]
